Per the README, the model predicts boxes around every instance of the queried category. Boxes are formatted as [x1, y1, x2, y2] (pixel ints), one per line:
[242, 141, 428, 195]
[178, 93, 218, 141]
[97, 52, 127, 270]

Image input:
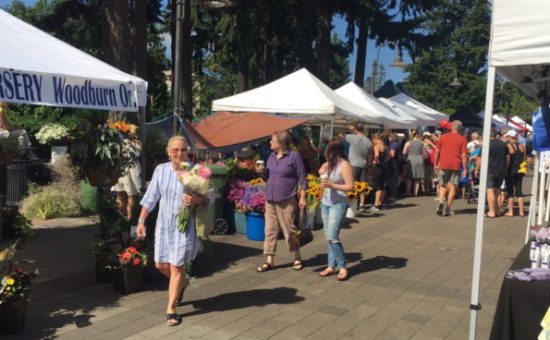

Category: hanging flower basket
[86, 168, 121, 187]
[0, 294, 28, 334]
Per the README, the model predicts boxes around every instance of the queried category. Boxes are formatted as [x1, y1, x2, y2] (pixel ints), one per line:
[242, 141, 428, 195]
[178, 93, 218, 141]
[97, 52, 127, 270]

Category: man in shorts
[484, 130, 512, 217]
[434, 120, 467, 216]
[345, 123, 373, 209]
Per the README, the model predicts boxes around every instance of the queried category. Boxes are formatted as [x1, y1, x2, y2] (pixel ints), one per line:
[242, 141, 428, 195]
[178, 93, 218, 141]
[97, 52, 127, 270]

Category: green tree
[404, 0, 490, 115]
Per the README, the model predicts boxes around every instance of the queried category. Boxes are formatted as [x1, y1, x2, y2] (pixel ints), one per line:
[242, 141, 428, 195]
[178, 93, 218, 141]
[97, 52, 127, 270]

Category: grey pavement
[0, 179, 532, 339]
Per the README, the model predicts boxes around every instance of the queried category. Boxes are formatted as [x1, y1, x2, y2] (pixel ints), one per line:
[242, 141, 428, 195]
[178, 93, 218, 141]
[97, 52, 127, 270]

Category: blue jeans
[321, 203, 348, 269]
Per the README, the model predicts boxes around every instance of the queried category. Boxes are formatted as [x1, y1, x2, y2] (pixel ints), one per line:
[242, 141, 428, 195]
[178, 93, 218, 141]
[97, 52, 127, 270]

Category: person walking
[257, 131, 308, 272]
[434, 120, 468, 216]
[485, 130, 512, 217]
[504, 130, 526, 217]
[386, 133, 402, 203]
[137, 136, 208, 326]
[318, 137, 354, 281]
[345, 123, 373, 210]
[403, 132, 426, 196]
[370, 133, 389, 211]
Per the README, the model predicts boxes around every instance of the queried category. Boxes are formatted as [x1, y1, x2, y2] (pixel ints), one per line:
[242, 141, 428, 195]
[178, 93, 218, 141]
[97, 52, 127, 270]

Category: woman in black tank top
[504, 133, 526, 217]
[371, 133, 389, 211]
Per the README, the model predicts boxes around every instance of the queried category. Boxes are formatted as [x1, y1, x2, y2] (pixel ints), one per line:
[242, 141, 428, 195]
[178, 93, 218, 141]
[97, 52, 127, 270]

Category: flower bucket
[346, 200, 357, 218]
[112, 266, 143, 294]
[315, 206, 323, 225]
[234, 210, 247, 234]
[246, 212, 265, 241]
[306, 207, 316, 230]
[50, 146, 68, 165]
[0, 295, 27, 334]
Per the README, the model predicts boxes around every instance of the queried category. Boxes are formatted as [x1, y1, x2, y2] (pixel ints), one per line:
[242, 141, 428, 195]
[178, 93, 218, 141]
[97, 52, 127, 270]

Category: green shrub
[21, 184, 81, 219]
[20, 159, 81, 220]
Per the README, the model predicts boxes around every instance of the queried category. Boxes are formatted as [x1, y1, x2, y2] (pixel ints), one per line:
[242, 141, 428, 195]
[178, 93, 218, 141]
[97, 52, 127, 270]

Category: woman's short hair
[274, 130, 292, 150]
[166, 135, 188, 152]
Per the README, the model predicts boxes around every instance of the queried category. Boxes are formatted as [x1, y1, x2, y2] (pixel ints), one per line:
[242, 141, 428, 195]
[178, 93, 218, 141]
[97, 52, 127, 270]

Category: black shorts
[372, 164, 387, 191]
[506, 173, 524, 197]
[487, 173, 504, 189]
[351, 166, 367, 182]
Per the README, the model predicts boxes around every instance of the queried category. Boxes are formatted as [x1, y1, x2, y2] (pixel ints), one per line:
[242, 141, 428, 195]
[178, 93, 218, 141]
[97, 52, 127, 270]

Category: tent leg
[319, 124, 324, 148]
[138, 106, 147, 192]
[538, 165, 547, 225]
[330, 119, 334, 138]
[527, 152, 540, 242]
[468, 66, 496, 340]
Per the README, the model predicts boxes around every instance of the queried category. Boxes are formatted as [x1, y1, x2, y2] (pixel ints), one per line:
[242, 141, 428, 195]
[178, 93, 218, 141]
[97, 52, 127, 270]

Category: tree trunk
[236, 1, 249, 92]
[354, 19, 368, 88]
[180, 0, 193, 119]
[262, 6, 273, 83]
[317, 2, 331, 83]
[101, 0, 131, 73]
[130, 0, 147, 79]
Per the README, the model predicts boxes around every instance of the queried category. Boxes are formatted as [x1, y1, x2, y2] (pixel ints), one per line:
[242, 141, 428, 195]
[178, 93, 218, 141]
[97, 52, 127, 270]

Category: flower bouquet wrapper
[177, 163, 211, 233]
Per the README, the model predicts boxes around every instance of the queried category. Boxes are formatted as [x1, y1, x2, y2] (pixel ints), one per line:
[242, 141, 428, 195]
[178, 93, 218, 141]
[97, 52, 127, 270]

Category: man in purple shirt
[257, 130, 308, 273]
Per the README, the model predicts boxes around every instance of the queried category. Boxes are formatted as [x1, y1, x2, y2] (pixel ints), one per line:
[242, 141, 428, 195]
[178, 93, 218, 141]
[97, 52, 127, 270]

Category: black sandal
[166, 313, 182, 326]
[256, 263, 273, 272]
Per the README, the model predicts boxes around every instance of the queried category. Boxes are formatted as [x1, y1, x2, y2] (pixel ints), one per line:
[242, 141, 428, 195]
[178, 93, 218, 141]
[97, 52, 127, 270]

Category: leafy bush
[20, 160, 81, 220]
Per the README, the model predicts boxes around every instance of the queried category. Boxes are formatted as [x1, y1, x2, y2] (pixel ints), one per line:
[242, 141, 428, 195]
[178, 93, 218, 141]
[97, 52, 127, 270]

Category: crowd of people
[136, 122, 531, 327]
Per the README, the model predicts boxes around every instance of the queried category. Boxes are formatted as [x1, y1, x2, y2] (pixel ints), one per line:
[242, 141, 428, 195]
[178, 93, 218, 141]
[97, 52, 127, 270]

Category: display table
[490, 243, 550, 340]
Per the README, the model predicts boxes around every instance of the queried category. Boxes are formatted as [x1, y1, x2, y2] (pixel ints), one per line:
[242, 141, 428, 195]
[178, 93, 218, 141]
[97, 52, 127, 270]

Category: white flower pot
[346, 200, 357, 218]
[51, 146, 68, 164]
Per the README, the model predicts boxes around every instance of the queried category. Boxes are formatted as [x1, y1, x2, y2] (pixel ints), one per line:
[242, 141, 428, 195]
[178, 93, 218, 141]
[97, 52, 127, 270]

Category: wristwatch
[138, 218, 146, 224]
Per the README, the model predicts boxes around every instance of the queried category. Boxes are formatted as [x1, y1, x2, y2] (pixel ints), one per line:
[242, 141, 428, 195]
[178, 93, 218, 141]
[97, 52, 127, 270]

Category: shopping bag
[296, 208, 314, 247]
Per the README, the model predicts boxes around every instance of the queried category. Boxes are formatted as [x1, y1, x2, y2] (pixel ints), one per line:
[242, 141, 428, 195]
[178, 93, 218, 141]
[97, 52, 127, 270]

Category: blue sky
[0, 0, 409, 83]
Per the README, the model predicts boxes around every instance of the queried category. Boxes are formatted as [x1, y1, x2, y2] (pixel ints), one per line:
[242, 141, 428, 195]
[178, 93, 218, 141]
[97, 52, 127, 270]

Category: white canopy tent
[510, 115, 533, 132]
[379, 97, 438, 127]
[476, 111, 521, 132]
[0, 9, 147, 112]
[389, 93, 448, 123]
[470, 1, 550, 339]
[335, 82, 417, 129]
[211, 68, 381, 126]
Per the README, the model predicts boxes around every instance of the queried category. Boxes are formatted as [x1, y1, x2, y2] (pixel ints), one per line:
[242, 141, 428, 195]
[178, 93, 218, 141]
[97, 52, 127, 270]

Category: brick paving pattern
[1, 180, 532, 339]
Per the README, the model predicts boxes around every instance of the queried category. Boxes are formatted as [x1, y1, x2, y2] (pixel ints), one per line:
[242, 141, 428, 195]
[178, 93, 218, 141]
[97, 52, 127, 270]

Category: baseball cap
[505, 130, 518, 138]
[422, 132, 432, 137]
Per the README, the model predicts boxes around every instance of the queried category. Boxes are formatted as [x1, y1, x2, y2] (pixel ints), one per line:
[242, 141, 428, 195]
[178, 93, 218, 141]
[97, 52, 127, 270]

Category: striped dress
[140, 162, 198, 266]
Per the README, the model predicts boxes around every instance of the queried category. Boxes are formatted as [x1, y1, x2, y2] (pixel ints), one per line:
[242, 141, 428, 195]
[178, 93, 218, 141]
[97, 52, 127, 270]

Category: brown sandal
[337, 269, 349, 281]
[319, 268, 335, 277]
[256, 263, 274, 272]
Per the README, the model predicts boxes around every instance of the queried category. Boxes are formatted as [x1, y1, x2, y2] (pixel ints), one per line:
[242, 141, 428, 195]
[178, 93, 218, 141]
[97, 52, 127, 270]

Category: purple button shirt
[265, 150, 308, 202]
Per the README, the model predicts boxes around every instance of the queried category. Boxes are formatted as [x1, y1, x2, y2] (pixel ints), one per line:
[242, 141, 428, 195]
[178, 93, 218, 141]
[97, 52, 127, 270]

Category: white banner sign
[0, 68, 142, 112]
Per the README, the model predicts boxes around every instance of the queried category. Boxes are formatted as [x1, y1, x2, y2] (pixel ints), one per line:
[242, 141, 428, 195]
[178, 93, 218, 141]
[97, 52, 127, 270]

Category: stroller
[467, 173, 479, 204]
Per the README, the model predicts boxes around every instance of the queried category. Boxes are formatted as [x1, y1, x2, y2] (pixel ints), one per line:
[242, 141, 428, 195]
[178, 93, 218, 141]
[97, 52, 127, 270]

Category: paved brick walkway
[1, 181, 532, 339]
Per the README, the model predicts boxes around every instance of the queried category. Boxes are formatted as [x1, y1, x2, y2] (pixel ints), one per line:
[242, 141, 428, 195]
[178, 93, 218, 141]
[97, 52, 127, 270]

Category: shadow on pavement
[180, 287, 304, 318]
[191, 240, 262, 278]
[298, 252, 363, 271]
[454, 208, 478, 215]
[349, 255, 408, 276]
[383, 203, 417, 210]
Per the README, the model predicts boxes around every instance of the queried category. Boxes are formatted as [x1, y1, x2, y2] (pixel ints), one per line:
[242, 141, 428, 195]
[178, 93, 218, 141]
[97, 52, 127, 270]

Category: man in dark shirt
[485, 130, 513, 217]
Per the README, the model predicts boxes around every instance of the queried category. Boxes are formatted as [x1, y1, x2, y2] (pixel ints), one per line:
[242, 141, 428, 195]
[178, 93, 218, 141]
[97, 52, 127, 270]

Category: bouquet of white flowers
[176, 162, 211, 233]
[35, 123, 70, 145]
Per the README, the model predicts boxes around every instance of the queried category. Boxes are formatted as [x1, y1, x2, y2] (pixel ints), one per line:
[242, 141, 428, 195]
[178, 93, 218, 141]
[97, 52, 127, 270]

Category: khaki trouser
[264, 197, 298, 255]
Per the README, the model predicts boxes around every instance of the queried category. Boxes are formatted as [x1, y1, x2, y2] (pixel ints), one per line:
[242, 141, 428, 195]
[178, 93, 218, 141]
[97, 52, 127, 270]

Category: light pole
[370, 41, 405, 95]
[172, 0, 232, 135]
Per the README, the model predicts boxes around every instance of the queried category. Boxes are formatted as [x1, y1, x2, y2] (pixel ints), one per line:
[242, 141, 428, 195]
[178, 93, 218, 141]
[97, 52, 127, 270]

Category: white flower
[35, 123, 70, 145]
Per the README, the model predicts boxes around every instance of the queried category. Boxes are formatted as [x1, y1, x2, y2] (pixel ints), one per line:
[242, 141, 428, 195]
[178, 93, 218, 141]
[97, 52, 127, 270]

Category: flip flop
[485, 213, 497, 218]
[337, 269, 349, 281]
[319, 268, 335, 277]
[166, 313, 182, 326]
[256, 263, 274, 272]
[293, 260, 303, 270]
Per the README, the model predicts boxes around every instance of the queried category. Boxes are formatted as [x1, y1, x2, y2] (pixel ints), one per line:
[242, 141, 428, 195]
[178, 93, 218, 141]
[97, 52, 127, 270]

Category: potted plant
[0, 242, 39, 334]
[110, 245, 147, 294]
[305, 174, 322, 229]
[1, 208, 33, 240]
[227, 179, 248, 234]
[34, 123, 70, 164]
[239, 178, 266, 241]
[70, 119, 139, 187]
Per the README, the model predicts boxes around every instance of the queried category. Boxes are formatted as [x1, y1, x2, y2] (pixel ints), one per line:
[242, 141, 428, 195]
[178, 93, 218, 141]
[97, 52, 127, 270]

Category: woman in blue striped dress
[136, 136, 208, 326]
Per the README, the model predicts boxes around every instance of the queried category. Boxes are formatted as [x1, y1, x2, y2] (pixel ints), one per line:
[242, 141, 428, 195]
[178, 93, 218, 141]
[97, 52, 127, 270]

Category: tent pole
[319, 124, 324, 148]
[538, 164, 547, 225]
[138, 106, 147, 192]
[468, 66, 496, 340]
[527, 151, 540, 242]
[330, 119, 334, 137]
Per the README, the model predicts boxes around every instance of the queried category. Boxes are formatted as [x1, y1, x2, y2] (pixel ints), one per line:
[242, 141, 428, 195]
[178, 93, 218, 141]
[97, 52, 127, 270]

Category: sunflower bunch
[346, 181, 372, 199]
[249, 178, 265, 186]
[305, 174, 322, 208]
